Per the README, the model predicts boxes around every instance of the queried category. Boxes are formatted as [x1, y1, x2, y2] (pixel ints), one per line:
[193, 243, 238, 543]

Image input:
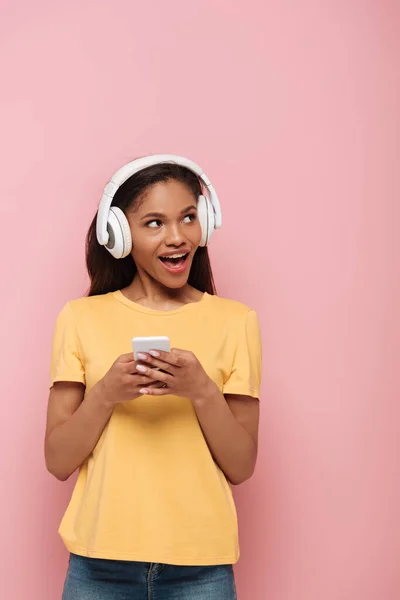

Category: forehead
[134, 180, 196, 213]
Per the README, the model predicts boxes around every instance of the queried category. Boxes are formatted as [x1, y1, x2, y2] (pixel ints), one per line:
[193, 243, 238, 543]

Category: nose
[164, 222, 186, 247]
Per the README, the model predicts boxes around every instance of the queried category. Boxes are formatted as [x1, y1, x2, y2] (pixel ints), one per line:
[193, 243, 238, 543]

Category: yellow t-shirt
[50, 290, 262, 565]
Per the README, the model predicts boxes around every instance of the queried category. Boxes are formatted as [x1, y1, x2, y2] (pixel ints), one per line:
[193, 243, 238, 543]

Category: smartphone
[132, 336, 171, 361]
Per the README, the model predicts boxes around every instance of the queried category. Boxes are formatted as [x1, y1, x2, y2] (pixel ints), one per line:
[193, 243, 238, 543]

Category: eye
[183, 213, 197, 224]
[146, 219, 163, 228]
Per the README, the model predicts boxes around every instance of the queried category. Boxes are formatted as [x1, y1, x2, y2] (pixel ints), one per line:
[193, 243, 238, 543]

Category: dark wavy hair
[86, 162, 216, 297]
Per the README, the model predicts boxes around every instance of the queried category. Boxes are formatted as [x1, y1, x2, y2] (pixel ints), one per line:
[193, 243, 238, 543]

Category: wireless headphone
[96, 154, 222, 259]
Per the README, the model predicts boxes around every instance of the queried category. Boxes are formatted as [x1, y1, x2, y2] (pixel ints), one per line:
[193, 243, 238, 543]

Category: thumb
[117, 352, 135, 363]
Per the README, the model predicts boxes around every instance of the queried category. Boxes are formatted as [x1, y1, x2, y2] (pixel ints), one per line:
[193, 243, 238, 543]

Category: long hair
[86, 162, 216, 296]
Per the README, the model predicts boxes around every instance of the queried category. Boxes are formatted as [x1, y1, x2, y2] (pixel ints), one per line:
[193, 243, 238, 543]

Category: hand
[97, 353, 165, 407]
[134, 348, 215, 402]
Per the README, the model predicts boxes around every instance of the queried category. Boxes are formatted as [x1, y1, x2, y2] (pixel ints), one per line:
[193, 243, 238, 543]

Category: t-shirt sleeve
[50, 302, 85, 387]
[222, 309, 262, 399]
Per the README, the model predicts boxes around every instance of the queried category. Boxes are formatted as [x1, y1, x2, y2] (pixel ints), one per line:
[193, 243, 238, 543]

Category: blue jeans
[62, 553, 237, 600]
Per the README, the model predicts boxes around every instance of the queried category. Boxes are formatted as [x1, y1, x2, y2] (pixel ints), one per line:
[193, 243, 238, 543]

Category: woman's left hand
[135, 348, 214, 402]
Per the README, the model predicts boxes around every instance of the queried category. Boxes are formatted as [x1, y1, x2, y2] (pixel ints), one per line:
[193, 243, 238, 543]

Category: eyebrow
[141, 205, 197, 220]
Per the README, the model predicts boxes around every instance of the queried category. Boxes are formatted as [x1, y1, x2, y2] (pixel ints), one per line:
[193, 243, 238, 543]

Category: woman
[45, 155, 262, 600]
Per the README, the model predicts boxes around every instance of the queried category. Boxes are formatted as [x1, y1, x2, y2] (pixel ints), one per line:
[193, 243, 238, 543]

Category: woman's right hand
[97, 353, 162, 407]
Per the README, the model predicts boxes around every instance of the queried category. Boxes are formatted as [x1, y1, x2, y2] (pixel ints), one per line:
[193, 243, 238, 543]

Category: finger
[123, 361, 139, 375]
[118, 353, 152, 370]
[132, 372, 165, 384]
[118, 356, 138, 374]
[149, 381, 168, 389]
[123, 358, 158, 374]
[135, 365, 173, 385]
[144, 348, 184, 368]
[125, 359, 158, 375]
[140, 385, 170, 396]
[136, 353, 176, 373]
[139, 379, 166, 389]
[118, 352, 136, 363]
[129, 374, 154, 386]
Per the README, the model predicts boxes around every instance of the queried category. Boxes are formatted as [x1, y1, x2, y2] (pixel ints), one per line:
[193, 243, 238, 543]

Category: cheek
[130, 230, 159, 261]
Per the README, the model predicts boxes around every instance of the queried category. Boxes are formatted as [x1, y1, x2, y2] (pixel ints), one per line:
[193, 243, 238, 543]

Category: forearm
[192, 382, 257, 485]
[45, 384, 114, 481]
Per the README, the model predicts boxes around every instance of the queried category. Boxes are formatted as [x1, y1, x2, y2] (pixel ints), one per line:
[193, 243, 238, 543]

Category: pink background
[1, 1, 399, 598]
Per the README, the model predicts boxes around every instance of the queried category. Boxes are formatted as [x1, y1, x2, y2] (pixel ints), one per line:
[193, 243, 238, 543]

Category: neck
[122, 274, 202, 310]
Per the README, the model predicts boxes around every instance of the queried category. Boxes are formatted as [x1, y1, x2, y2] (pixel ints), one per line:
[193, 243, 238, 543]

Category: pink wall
[1, 1, 399, 598]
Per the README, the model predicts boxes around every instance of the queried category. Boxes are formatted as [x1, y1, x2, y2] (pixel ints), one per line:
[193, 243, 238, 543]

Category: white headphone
[96, 154, 222, 259]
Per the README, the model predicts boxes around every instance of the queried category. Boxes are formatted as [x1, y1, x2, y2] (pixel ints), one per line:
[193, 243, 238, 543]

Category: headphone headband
[96, 154, 222, 246]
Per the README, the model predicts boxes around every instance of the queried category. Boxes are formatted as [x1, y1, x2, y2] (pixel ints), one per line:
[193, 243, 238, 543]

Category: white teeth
[161, 253, 186, 259]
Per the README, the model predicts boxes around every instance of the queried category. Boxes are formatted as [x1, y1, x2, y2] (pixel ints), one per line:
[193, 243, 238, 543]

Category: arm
[44, 381, 113, 481]
[192, 382, 260, 485]
[45, 353, 162, 481]
[135, 349, 260, 485]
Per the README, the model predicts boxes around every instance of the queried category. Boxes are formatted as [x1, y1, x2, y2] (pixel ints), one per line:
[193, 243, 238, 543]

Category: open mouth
[158, 253, 189, 272]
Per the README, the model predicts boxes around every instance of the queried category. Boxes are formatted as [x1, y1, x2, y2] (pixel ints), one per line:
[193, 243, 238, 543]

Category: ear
[197, 195, 215, 246]
[105, 207, 132, 259]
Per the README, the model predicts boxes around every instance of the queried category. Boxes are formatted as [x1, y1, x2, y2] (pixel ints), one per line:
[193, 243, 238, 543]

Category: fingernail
[139, 388, 148, 395]
[149, 350, 160, 357]
[136, 364, 147, 373]
[137, 353, 147, 360]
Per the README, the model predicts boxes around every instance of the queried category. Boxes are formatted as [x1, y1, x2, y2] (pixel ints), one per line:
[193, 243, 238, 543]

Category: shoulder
[69, 292, 114, 308]
[66, 292, 115, 318]
[206, 295, 261, 354]
[205, 294, 257, 319]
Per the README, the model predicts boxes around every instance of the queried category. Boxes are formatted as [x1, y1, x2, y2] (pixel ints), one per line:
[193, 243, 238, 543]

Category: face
[126, 179, 202, 289]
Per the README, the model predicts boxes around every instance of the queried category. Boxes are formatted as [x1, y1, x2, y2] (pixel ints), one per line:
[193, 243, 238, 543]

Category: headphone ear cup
[197, 195, 215, 247]
[105, 207, 132, 259]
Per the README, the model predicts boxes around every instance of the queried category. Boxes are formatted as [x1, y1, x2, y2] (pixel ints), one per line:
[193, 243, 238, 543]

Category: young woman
[45, 155, 262, 600]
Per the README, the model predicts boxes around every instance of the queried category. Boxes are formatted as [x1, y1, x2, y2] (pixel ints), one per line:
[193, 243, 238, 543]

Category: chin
[159, 274, 189, 289]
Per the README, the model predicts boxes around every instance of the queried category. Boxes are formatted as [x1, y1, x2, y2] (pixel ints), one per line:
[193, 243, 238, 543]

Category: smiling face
[126, 179, 202, 289]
